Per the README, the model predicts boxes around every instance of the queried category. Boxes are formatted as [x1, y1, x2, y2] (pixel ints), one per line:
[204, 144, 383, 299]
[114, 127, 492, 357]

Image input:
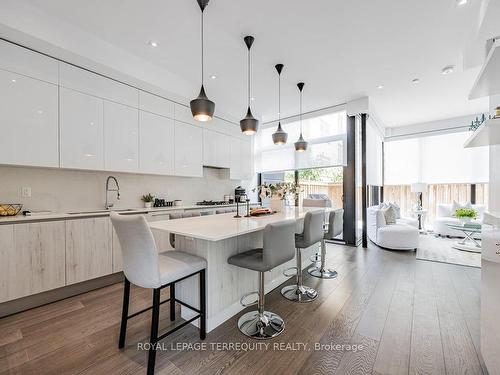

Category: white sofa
[367, 205, 419, 250]
[432, 204, 485, 237]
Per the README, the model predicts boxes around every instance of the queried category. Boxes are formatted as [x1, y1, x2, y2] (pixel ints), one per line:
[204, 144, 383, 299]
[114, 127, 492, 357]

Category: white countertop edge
[0, 202, 260, 224]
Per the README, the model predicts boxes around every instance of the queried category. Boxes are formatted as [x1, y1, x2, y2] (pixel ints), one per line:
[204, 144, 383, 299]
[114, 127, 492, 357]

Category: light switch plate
[21, 187, 32, 198]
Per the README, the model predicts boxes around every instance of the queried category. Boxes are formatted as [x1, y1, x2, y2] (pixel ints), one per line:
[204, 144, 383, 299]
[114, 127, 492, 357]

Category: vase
[270, 198, 284, 212]
[459, 217, 472, 224]
[144, 202, 152, 209]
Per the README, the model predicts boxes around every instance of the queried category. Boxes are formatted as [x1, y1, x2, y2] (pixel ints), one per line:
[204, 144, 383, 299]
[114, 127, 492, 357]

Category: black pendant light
[190, 0, 215, 122]
[294, 82, 308, 152]
[240, 36, 259, 135]
[272, 64, 288, 145]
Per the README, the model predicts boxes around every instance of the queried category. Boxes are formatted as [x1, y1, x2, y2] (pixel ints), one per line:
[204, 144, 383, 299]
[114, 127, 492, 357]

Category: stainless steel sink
[67, 209, 137, 215]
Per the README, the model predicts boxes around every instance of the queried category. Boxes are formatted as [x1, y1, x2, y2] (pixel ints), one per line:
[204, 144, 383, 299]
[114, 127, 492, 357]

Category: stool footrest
[309, 253, 322, 263]
[240, 291, 259, 307]
[283, 266, 298, 277]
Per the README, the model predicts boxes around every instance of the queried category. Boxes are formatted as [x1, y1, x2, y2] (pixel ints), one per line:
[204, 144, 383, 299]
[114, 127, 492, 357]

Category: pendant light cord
[278, 72, 281, 123]
[248, 47, 251, 108]
[201, 11, 204, 85]
[300, 89, 303, 134]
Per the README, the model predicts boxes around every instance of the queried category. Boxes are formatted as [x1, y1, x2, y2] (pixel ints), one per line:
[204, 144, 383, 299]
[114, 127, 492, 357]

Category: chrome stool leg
[281, 248, 318, 303]
[238, 271, 285, 339]
[308, 240, 338, 279]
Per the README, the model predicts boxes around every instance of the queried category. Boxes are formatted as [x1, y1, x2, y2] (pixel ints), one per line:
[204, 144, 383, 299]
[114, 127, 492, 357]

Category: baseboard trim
[0, 273, 124, 318]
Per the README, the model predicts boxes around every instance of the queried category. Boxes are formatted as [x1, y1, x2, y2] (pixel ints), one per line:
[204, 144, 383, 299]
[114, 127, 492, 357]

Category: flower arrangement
[141, 193, 155, 208]
[454, 208, 477, 220]
[253, 182, 301, 201]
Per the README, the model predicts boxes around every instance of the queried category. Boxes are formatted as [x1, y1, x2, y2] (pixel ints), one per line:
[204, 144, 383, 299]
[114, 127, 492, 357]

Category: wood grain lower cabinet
[65, 218, 112, 284]
[0, 222, 65, 303]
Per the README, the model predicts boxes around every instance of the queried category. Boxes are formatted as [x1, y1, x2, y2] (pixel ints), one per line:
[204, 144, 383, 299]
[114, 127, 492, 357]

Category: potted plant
[141, 193, 155, 209]
[454, 208, 477, 223]
[253, 183, 301, 212]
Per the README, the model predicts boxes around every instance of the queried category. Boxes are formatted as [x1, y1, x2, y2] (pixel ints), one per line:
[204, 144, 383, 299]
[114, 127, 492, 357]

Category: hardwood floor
[0, 241, 486, 375]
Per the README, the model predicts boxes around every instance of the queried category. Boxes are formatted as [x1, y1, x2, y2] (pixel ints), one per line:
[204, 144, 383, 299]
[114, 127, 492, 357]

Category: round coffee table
[446, 223, 481, 253]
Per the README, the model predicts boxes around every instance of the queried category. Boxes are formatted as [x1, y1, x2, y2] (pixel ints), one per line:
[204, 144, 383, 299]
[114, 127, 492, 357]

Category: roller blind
[384, 131, 489, 185]
[255, 109, 347, 173]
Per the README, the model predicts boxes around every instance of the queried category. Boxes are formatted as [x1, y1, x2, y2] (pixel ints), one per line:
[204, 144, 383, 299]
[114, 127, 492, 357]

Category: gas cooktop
[196, 200, 231, 206]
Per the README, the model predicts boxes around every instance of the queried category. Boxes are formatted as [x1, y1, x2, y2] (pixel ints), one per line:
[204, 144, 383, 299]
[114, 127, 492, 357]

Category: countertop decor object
[272, 64, 288, 145]
[253, 182, 301, 213]
[0, 203, 22, 216]
[239, 36, 259, 135]
[190, 0, 215, 122]
[141, 193, 155, 209]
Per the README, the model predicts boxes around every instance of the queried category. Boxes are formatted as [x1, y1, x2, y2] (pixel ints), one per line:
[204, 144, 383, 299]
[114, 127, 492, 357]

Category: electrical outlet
[21, 187, 32, 198]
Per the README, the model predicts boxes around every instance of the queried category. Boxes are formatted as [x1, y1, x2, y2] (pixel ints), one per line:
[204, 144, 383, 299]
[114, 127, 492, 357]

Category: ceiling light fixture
[210, 74, 217, 80]
[149, 40, 158, 47]
[441, 65, 455, 75]
[456, 0, 468, 6]
[272, 64, 288, 145]
[294, 82, 308, 153]
[412, 78, 420, 84]
[239, 36, 259, 135]
[377, 84, 384, 89]
[190, 0, 215, 122]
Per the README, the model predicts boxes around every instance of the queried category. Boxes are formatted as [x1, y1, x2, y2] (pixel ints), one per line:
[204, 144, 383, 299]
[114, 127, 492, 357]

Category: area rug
[416, 234, 481, 268]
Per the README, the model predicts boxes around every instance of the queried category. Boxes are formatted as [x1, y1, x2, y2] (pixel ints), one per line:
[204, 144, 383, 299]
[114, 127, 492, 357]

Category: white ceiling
[0, 0, 492, 127]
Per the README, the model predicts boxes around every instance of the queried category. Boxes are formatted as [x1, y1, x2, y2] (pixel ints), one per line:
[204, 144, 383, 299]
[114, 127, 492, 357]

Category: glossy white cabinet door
[139, 91, 174, 119]
[217, 133, 231, 168]
[60, 88, 104, 170]
[0, 70, 58, 167]
[229, 137, 242, 180]
[104, 101, 139, 172]
[174, 122, 203, 177]
[60, 63, 138, 107]
[139, 111, 175, 175]
[0, 40, 58, 84]
[203, 129, 218, 167]
[240, 139, 254, 180]
[174, 104, 197, 126]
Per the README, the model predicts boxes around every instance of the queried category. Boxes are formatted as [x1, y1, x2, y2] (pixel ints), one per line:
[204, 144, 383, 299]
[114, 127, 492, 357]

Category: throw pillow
[381, 206, 397, 225]
[389, 202, 401, 219]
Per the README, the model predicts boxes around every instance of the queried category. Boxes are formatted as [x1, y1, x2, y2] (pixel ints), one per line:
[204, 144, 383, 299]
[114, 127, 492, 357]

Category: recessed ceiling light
[412, 78, 420, 84]
[11, 79, 16, 83]
[442, 65, 455, 75]
[250, 97, 255, 101]
[377, 84, 384, 89]
[148, 40, 158, 47]
[210, 75, 217, 80]
[456, 0, 468, 6]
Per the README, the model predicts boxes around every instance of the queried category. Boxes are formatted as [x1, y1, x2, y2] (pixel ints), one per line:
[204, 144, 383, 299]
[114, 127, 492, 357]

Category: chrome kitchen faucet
[105, 176, 120, 209]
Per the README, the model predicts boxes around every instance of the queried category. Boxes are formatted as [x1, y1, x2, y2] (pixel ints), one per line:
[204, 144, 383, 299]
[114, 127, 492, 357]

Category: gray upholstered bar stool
[281, 210, 324, 303]
[168, 211, 201, 248]
[110, 212, 207, 375]
[308, 209, 343, 279]
[228, 220, 296, 339]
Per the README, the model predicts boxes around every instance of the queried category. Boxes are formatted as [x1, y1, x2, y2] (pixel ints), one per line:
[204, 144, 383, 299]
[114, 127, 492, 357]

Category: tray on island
[249, 209, 277, 217]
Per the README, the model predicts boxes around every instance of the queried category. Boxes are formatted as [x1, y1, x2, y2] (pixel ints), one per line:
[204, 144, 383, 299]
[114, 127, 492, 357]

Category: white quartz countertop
[0, 202, 259, 225]
[149, 206, 329, 241]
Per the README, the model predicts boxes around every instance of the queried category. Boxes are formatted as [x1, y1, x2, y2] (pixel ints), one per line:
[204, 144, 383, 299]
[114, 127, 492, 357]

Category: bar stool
[168, 211, 201, 248]
[281, 210, 324, 303]
[308, 209, 343, 279]
[110, 212, 207, 375]
[228, 220, 296, 339]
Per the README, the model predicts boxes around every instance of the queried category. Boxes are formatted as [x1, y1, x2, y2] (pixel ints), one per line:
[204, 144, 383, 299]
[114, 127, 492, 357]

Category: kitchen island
[149, 206, 329, 331]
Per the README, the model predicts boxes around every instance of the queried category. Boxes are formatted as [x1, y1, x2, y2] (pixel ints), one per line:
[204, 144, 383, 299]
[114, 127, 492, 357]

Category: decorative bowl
[0, 204, 23, 216]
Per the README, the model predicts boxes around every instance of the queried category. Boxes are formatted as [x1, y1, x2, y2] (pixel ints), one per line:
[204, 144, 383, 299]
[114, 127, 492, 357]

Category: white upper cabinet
[60, 88, 104, 170]
[59, 63, 138, 108]
[0, 70, 58, 167]
[230, 137, 254, 180]
[174, 104, 197, 126]
[203, 129, 218, 167]
[104, 101, 139, 172]
[0, 40, 58, 84]
[139, 111, 175, 175]
[174, 122, 203, 177]
[217, 133, 231, 168]
[139, 91, 174, 119]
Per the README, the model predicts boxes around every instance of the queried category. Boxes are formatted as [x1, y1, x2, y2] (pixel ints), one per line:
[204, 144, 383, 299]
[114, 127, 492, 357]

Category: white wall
[0, 166, 253, 212]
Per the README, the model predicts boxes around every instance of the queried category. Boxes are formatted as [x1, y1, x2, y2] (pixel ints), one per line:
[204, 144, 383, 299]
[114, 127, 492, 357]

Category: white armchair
[367, 205, 419, 250]
[432, 204, 485, 237]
